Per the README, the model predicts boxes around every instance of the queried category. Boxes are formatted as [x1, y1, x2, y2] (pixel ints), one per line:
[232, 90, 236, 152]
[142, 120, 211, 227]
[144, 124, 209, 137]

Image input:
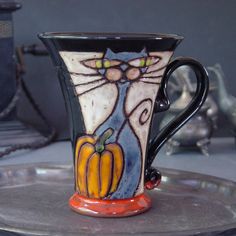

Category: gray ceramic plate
[0, 163, 236, 236]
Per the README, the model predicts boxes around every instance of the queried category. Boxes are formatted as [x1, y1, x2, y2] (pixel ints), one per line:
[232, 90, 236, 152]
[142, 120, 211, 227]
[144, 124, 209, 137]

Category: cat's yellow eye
[128, 58, 145, 67]
[104, 60, 111, 68]
[139, 58, 145, 67]
[95, 60, 103, 68]
[128, 56, 161, 68]
[82, 59, 102, 69]
[146, 58, 152, 66]
[82, 59, 121, 69]
[104, 59, 121, 67]
[145, 57, 160, 66]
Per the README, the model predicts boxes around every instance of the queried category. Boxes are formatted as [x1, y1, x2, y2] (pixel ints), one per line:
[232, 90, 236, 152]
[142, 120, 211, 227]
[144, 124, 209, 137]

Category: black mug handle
[145, 57, 209, 190]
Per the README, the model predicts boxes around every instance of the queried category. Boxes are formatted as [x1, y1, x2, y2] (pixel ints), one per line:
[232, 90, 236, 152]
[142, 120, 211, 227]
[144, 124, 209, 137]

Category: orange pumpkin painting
[75, 128, 124, 199]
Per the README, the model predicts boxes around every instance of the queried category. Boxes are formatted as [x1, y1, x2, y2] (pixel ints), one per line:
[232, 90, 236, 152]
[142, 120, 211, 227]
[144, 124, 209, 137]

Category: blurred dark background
[12, 0, 236, 140]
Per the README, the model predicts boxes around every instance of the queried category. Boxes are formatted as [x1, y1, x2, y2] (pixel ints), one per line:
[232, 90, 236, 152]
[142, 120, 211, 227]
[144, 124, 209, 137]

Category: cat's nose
[120, 64, 128, 71]
[98, 69, 106, 75]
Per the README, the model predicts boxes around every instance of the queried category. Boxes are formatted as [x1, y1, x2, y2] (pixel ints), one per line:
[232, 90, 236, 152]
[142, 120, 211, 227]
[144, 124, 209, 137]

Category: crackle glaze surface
[60, 49, 173, 199]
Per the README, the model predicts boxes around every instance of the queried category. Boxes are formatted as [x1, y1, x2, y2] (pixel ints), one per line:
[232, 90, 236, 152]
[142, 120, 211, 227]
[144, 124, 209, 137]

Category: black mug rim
[38, 32, 184, 41]
[39, 32, 184, 63]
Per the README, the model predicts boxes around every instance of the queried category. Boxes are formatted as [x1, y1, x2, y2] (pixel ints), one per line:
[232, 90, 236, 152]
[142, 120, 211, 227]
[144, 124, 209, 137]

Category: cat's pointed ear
[140, 47, 147, 53]
[140, 47, 147, 56]
[141, 48, 146, 53]
[105, 48, 116, 57]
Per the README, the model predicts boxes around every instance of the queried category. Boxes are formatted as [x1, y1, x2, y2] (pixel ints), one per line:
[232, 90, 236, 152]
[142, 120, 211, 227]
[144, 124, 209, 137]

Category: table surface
[1, 137, 236, 182]
[1, 163, 236, 236]
[0, 138, 236, 236]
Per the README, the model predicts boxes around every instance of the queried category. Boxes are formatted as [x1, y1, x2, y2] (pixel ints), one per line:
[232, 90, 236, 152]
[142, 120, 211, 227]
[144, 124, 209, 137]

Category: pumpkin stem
[95, 128, 113, 153]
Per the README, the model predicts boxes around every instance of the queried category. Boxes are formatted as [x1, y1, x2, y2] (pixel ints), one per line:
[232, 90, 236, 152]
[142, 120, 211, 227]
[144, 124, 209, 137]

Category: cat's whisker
[68, 71, 100, 77]
[139, 80, 161, 85]
[141, 75, 163, 79]
[76, 81, 109, 97]
[74, 78, 105, 86]
[145, 65, 167, 74]
[140, 76, 162, 83]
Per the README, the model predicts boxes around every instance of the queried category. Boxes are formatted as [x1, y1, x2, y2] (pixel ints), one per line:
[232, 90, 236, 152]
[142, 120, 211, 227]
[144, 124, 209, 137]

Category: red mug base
[69, 192, 151, 217]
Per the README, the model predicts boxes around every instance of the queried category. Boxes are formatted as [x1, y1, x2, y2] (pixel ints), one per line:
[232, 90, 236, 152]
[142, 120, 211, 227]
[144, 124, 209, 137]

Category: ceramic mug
[39, 33, 209, 217]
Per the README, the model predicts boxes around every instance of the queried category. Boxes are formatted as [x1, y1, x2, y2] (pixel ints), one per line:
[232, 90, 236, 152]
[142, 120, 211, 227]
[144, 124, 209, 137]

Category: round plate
[0, 163, 236, 236]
